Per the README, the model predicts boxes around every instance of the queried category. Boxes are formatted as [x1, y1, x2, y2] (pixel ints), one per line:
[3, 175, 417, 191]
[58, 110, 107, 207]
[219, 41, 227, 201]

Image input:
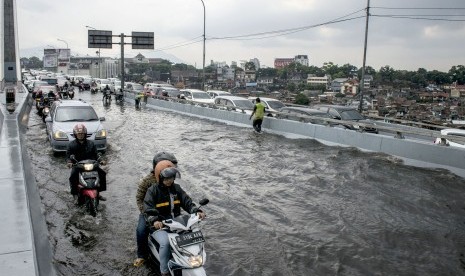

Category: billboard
[43, 54, 58, 68]
[58, 49, 70, 61]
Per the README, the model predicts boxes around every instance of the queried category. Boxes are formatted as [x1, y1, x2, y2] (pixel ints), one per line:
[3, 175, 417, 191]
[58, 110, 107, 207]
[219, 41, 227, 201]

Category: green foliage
[294, 93, 310, 105]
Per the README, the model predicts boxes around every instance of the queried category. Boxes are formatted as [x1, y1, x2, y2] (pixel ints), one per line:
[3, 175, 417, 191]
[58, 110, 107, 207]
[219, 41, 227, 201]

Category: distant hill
[19, 47, 185, 64]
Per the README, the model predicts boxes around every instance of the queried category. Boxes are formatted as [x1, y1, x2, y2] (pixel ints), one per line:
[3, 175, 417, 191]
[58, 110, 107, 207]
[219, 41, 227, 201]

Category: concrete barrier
[0, 84, 56, 276]
[125, 92, 465, 177]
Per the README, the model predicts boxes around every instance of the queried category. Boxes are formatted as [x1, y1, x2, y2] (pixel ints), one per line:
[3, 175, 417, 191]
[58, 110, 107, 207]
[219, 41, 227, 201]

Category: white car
[180, 89, 214, 105]
[248, 96, 286, 117]
[206, 90, 231, 98]
[214, 95, 255, 115]
[434, 129, 465, 149]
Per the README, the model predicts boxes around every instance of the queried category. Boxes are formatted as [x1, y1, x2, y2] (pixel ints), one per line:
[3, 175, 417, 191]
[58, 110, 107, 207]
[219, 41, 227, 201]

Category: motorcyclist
[47, 90, 56, 100]
[133, 152, 178, 267]
[66, 124, 107, 202]
[102, 85, 111, 100]
[143, 161, 205, 276]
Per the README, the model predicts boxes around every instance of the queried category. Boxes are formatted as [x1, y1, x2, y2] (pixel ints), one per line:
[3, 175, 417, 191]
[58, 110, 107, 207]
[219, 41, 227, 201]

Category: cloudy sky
[16, 0, 465, 72]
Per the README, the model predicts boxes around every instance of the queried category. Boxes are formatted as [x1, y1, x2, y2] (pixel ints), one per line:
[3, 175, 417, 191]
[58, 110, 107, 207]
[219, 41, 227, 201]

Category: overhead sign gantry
[88, 30, 154, 91]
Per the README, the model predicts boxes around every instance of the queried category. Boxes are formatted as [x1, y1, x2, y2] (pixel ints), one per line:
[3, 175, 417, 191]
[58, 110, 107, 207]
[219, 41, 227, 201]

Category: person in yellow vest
[249, 97, 266, 132]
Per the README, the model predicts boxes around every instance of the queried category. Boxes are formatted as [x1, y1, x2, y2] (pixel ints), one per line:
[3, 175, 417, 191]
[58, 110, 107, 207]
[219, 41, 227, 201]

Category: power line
[372, 15, 465, 22]
[209, 8, 366, 41]
[371, 7, 465, 10]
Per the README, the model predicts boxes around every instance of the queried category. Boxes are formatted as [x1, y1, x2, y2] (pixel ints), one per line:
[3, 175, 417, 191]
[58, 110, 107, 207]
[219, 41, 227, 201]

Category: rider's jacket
[66, 139, 98, 163]
[143, 182, 197, 226]
[136, 173, 157, 213]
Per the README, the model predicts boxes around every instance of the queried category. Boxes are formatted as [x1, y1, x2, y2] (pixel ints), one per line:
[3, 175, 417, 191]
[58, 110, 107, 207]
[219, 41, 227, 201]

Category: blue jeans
[136, 214, 148, 258]
[154, 230, 170, 274]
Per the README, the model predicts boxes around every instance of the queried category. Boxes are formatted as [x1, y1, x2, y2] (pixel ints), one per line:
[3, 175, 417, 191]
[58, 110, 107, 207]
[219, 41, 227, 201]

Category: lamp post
[199, 0, 206, 91]
[57, 38, 68, 49]
[57, 39, 70, 74]
[86, 26, 101, 78]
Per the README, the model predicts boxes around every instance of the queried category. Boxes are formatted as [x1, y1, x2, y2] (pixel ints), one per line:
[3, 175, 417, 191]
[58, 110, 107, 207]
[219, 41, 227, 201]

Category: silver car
[45, 100, 107, 154]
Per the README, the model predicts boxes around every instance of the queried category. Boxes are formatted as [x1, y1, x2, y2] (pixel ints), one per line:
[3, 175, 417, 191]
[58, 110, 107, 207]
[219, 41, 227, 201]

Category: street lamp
[57, 38, 68, 49]
[86, 26, 101, 78]
[199, 0, 206, 91]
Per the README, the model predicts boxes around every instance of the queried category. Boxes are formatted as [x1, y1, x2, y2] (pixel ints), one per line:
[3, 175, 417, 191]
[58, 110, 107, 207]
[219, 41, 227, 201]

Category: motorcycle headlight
[83, 163, 94, 171]
[95, 129, 107, 139]
[188, 255, 203, 267]
[53, 130, 69, 141]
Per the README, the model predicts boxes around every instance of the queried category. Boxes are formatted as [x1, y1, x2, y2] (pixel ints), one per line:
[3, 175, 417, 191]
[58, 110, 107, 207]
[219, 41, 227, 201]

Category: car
[144, 82, 173, 93]
[248, 97, 286, 117]
[313, 104, 379, 133]
[154, 87, 181, 99]
[214, 95, 255, 114]
[434, 128, 465, 148]
[78, 78, 93, 91]
[31, 80, 49, 97]
[95, 79, 112, 92]
[206, 90, 231, 98]
[276, 106, 334, 125]
[45, 100, 107, 153]
[124, 82, 144, 94]
[180, 89, 214, 105]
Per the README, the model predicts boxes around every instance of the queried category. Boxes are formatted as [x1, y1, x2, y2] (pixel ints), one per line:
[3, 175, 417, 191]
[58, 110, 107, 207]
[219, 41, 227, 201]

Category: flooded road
[25, 91, 465, 276]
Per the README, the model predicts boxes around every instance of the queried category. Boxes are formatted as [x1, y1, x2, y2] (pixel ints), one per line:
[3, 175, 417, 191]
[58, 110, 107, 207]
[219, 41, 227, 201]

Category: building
[295, 55, 309, 66]
[307, 74, 331, 88]
[274, 58, 294, 69]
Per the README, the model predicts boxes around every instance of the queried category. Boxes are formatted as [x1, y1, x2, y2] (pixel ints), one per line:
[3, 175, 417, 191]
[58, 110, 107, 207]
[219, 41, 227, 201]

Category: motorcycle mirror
[70, 154, 75, 160]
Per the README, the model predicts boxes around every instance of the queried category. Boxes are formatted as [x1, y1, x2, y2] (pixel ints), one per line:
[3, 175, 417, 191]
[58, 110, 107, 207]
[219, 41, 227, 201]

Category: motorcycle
[41, 95, 56, 122]
[147, 199, 209, 276]
[115, 89, 124, 103]
[69, 154, 103, 217]
[102, 89, 111, 105]
[68, 87, 75, 99]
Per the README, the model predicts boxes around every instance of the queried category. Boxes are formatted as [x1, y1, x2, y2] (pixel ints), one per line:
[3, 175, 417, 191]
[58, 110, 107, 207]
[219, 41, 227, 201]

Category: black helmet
[152, 152, 177, 168]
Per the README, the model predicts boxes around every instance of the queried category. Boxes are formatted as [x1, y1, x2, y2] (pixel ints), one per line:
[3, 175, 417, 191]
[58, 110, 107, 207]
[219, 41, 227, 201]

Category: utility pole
[199, 0, 206, 91]
[120, 33, 125, 93]
[358, 0, 370, 113]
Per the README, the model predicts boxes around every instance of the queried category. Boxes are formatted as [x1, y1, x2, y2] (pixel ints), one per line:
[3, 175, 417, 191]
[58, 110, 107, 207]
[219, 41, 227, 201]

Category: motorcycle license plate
[82, 171, 98, 179]
[175, 231, 205, 248]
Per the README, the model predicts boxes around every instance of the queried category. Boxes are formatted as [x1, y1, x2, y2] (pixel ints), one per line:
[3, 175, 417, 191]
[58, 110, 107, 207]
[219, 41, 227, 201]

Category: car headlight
[95, 129, 107, 139]
[188, 255, 203, 267]
[53, 130, 69, 141]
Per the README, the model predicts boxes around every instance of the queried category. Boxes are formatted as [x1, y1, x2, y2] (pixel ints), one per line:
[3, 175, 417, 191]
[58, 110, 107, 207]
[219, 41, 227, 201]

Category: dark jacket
[66, 139, 98, 163]
[143, 182, 197, 226]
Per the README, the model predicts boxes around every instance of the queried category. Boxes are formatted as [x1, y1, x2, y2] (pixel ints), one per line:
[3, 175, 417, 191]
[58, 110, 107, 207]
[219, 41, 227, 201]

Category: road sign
[131, 32, 154, 49]
[88, 30, 113, 49]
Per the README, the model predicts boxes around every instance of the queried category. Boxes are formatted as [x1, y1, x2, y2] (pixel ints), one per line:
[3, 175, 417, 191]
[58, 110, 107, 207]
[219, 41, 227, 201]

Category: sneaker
[133, 258, 145, 267]
[98, 195, 107, 201]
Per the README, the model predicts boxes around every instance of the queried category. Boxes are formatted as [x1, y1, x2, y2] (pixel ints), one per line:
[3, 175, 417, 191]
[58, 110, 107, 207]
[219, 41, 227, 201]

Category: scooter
[103, 89, 112, 105]
[68, 87, 75, 99]
[41, 95, 55, 122]
[147, 199, 209, 276]
[70, 155, 103, 217]
[115, 89, 124, 103]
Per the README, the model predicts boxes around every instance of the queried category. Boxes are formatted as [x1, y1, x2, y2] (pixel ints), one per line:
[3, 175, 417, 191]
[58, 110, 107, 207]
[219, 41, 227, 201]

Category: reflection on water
[26, 92, 465, 276]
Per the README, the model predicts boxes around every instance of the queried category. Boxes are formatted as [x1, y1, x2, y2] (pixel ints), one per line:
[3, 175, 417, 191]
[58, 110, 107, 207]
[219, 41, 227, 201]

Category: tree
[294, 93, 309, 105]
[449, 65, 465, 85]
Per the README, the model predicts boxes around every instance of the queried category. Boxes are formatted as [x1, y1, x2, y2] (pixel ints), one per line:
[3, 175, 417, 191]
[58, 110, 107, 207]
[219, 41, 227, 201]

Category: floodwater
[25, 91, 465, 276]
